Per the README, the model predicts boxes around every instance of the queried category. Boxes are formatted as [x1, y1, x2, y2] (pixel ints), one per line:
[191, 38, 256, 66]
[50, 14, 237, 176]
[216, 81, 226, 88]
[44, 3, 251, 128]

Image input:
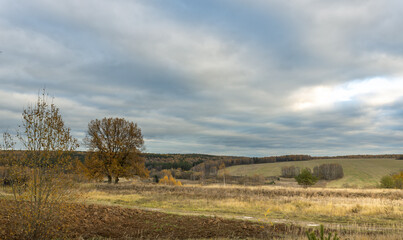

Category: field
[1, 180, 403, 239]
[0, 199, 281, 239]
[225, 158, 403, 188]
[82, 182, 403, 239]
[1, 158, 403, 239]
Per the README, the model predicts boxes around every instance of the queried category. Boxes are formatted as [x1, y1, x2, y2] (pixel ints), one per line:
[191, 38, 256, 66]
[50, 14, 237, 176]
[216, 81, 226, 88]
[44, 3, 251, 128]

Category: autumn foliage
[380, 170, 403, 189]
[1, 90, 79, 239]
[83, 117, 149, 183]
[159, 170, 182, 186]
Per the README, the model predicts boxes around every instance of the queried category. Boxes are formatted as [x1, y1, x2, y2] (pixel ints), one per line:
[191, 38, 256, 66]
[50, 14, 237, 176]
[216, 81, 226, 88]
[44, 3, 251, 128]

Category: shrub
[159, 175, 182, 186]
[306, 224, 339, 240]
[158, 170, 182, 186]
[380, 171, 403, 189]
[380, 175, 395, 188]
[392, 170, 403, 189]
[154, 175, 159, 183]
[295, 168, 317, 187]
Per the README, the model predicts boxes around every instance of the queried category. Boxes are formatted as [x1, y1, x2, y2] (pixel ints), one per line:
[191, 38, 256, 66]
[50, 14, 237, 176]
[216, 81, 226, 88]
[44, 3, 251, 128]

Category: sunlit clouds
[291, 77, 403, 111]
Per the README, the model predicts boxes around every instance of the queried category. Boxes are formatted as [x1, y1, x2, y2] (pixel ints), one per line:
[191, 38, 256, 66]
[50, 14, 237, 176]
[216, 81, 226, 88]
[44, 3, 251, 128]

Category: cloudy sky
[1, 0, 403, 156]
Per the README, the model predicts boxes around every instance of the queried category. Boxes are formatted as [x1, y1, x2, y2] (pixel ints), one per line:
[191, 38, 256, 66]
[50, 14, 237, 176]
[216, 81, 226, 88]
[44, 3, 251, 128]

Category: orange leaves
[159, 175, 182, 186]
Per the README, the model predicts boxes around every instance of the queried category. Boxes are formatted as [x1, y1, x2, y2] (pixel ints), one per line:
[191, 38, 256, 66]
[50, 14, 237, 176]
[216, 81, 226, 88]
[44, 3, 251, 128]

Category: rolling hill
[225, 158, 403, 188]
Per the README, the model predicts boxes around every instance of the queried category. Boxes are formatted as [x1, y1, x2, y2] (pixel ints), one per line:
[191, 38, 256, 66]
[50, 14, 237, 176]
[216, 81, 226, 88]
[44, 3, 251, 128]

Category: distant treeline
[145, 160, 201, 171]
[313, 154, 403, 159]
[1, 151, 402, 174]
[193, 155, 312, 177]
[281, 163, 344, 180]
[143, 153, 238, 171]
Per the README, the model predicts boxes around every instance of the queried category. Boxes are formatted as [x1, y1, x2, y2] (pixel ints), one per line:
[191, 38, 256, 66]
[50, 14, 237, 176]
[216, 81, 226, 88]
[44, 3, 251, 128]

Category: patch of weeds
[351, 204, 362, 214]
[306, 224, 340, 240]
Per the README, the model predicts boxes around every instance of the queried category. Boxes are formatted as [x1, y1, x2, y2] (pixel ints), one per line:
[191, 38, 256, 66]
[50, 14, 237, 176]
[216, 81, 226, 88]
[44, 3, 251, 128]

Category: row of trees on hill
[313, 164, 344, 180]
[145, 160, 195, 171]
[193, 155, 312, 178]
[314, 154, 403, 159]
[281, 164, 344, 181]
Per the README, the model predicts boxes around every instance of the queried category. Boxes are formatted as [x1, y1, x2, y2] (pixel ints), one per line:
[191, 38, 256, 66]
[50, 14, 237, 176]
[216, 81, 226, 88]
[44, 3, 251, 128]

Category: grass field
[84, 183, 403, 225]
[82, 182, 403, 239]
[2, 181, 403, 239]
[225, 158, 403, 188]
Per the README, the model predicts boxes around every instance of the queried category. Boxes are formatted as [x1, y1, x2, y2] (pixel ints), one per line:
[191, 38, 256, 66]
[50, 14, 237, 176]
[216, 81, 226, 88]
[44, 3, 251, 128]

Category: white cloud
[290, 77, 403, 111]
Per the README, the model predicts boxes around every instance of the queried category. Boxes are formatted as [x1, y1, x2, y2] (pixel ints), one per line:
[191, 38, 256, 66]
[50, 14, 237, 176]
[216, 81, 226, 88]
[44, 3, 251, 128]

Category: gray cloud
[1, 0, 403, 156]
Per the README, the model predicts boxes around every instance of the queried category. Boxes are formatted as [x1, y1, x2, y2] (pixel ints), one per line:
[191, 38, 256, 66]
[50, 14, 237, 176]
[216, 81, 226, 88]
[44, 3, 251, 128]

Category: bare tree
[84, 117, 149, 184]
[218, 162, 227, 186]
[1, 90, 79, 239]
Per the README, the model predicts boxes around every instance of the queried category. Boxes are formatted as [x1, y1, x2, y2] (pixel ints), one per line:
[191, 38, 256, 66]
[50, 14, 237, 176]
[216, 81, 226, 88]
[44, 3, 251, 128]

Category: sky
[1, 0, 403, 157]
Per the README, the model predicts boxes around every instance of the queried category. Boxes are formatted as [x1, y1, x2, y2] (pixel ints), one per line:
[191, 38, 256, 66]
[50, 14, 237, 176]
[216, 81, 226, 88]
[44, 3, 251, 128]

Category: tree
[295, 168, 318, 187]
[218, 162, 227, 186]
[313, 163, 344, 180]
[84, 117, 149, 183]
[281, 166, 300, 178]
[158, 170, 182, 186]
[1, 90, 79, 239]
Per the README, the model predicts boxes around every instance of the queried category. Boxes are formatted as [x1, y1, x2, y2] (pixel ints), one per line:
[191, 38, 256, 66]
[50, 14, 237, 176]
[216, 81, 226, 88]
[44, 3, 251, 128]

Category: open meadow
[1, 177, 403, 239]
[225, 158, 403, 188]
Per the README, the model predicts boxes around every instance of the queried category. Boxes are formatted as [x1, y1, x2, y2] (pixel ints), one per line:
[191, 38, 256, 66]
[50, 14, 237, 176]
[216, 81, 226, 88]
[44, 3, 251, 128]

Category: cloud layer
[1, 0, 403, 156]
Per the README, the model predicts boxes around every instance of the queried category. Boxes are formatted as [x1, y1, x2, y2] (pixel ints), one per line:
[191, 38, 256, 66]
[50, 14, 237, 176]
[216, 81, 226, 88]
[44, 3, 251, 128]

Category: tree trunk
[107, 175, 112, 184]
[114, 177, 119, 184]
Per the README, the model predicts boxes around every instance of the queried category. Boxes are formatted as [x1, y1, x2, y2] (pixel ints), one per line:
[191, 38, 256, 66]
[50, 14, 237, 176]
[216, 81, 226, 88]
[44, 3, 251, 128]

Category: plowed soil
[0, 200, 303, 239]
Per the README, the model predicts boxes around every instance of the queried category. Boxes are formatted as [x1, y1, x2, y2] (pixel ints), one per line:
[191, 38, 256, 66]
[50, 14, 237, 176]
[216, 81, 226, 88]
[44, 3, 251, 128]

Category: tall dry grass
[86, 182, 403, 237]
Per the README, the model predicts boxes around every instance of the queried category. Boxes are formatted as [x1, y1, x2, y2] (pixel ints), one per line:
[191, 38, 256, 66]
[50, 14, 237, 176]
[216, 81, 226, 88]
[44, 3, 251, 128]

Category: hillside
[225, 158, 403, 188]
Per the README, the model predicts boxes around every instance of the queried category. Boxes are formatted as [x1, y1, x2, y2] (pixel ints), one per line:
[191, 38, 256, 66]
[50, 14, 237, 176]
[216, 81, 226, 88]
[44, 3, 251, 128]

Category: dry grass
[81, 181, 403, 238]
[2, 181, 403, 239]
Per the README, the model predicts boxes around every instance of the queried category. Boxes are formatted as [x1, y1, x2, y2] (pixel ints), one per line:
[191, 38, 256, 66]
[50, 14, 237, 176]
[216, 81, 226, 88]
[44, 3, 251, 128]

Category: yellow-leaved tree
[159, 170, 182, 186]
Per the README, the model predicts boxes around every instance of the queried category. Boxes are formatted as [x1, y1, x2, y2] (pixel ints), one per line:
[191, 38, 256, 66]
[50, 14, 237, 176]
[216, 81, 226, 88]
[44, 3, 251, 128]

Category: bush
[380, 175, 395, 188]
[158, 170, 182, 186]
[306, 224, 339, 240]
[380, 171, 403, 189]
[159, 175, 182, 186]
[392, 170, 403, 188]
[295, 168, 317, 187]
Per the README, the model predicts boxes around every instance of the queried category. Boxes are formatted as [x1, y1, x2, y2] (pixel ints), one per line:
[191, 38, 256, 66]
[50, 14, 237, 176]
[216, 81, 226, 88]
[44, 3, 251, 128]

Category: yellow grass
[82, 182, 403, 231]
[2, 180, 403, 239]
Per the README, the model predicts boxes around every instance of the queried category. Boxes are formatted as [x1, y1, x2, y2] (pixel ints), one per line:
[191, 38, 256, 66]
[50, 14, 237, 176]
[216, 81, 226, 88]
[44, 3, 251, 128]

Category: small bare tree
[1, 90, 79, 239]
[218, 162, 227, 186]
[84, 117, 149, 184]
